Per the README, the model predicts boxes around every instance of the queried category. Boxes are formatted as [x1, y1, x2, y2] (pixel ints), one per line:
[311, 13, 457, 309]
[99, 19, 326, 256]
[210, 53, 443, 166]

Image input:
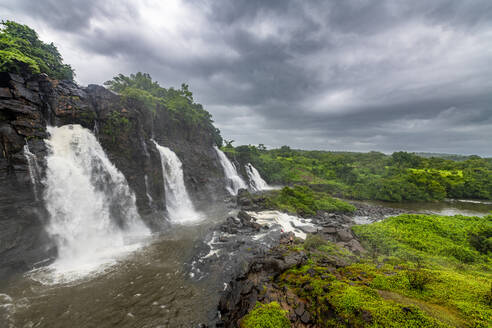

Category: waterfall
[140, 136, 153, 207]
[144, 174, 153, 207]
[93, 120, 99, 139]
[152, 140, 203, 223]
[23, 143, 41, 200]
[141, 135, 150, 160]
[42, 124, 150, 280]
[214, 146, 247, 195]
[245, 163, 272, 191]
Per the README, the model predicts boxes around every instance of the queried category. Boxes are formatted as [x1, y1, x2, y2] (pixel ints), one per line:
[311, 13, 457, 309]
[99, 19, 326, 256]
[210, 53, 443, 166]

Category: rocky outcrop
[0, 73, 53, 279]
[218, 234, 310, 327]
[0, 72, 229, 279]
[216, 192, 411, 327]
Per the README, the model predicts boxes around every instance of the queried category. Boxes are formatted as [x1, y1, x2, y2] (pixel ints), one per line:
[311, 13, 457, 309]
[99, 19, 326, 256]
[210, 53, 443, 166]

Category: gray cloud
[2, 0, 492, 156]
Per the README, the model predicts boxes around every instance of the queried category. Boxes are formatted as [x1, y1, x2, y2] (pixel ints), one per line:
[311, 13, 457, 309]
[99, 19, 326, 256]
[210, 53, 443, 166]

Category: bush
[303, 234, 328, 250]
[442, 245, 476, 263]
[406, 269, 432, 291]
[269, 185, 355, 216]
[240, 302, 290, 328]
[469, 226, 492, 254]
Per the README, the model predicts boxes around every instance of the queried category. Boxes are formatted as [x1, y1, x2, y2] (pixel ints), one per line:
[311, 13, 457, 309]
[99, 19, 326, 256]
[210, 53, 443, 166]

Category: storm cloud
[2, 0, 492, 155]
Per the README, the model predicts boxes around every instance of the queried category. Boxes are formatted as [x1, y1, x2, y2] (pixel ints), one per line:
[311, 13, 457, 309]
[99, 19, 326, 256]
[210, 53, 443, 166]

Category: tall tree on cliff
[0, 20, 74, 80]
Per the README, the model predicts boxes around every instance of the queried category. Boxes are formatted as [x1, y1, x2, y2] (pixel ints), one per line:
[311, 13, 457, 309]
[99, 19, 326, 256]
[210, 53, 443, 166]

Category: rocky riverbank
[188, 189, 410, 327]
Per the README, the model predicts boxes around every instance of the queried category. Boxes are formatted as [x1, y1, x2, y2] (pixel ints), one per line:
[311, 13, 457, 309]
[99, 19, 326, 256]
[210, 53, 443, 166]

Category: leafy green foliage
[348, 214, 492, 327]
[0, 20, 74, 80]
[104, 72, 222, 146]
[468, 225, 492, 254]
[241, 302, 290, 328]
[279, 214, 492, 327]
[405, 269, 433, 291]
[102, 111, 131, 143]
[266, 185, 355, 216]
[352, 214, 492, 265]
[228, 145, 492, 202]
[303, 234, 329, 251]
[280, 258, 449, 327]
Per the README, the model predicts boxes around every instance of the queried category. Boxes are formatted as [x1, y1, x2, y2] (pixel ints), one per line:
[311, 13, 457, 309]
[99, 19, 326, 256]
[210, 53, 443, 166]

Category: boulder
[336, 228, 354, 242]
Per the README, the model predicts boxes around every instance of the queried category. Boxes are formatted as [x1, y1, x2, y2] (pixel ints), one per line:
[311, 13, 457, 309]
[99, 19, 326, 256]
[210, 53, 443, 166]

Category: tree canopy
[105, 72, 222, 146]
[0, 20, 74, 80]
[223, 146, 492, 202]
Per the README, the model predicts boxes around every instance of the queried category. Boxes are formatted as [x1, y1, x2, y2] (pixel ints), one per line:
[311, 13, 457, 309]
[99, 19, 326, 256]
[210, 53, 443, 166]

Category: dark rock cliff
[0, 72, 228, 279]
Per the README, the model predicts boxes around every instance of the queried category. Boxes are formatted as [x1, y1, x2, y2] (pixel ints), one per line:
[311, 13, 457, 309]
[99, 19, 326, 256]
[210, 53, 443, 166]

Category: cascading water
[93, 120, 99, 139]
[214, 146, 247, 195]
[140, 136, 153, 207]
[145, 174, 153, 207]
[23, 143, 41, 200]
[152, 140, 203, 223]
[41, 124, 150, 282]
[245, 163, 272, 191]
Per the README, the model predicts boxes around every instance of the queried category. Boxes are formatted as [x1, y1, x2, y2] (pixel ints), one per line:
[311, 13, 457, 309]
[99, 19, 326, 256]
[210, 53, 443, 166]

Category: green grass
[348, 214, 492, 327]
[279, 260, 449, 327]
[240, 302, 290, 328]
[266, 185, 356, 216]
[271, 214, 492, 327]
[352, 214, 492, 266]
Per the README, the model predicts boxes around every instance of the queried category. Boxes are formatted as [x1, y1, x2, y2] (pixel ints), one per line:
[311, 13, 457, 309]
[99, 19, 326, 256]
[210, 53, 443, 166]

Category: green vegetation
[102, 111, 131, 143]
[265, 185, 355, 216]
[104, 72, 222, 146]
[0, 20, 74, 80]
[274, 214, 491, 327]
[352, 214, 491, 265]
[240, 302, 290, 328]
[225, 145, 492, 202]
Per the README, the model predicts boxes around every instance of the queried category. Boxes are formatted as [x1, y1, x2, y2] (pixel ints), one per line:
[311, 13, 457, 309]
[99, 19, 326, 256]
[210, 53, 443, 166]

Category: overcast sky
[3, 0, 492, 156]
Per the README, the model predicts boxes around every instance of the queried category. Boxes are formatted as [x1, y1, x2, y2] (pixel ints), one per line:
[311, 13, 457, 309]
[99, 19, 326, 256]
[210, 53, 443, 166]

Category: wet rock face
[0, 72, 228, 279]
[218, 235, 313, 328]
[151, 107, 226, 207]
[0, 73, 53, 279]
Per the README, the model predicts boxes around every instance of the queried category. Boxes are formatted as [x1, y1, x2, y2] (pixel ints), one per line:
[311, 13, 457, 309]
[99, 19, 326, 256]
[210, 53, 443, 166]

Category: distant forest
[225, 145, 492, 202]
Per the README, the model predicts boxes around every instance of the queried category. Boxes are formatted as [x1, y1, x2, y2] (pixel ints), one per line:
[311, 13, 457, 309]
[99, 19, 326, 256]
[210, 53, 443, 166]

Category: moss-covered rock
[240, 302, 290, 328]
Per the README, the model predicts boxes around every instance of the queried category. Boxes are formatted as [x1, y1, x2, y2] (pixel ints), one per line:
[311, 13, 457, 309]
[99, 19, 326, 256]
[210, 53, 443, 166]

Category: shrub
[469, 226, 492, 254]
[240, 302, 290, 328]
[406, 269, 432, 291]
[304, 234, 328, 250]
[442, 245, 476, 263]
[270, 185, 355, 216]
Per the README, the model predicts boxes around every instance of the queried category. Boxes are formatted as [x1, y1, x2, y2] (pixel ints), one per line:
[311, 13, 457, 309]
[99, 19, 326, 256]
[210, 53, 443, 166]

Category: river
[0, 199, 490, 328]
[363, 198, 492, 217]
[0, 206, 231, 328]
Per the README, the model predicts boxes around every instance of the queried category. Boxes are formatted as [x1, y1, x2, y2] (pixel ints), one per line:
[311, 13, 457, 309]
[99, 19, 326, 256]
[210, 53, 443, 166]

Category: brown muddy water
[0, 211, 229, 328]
[0, 200, 490, 328]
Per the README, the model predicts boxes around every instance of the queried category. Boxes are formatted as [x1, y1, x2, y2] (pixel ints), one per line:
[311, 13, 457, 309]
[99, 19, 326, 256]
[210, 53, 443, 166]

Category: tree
[391, 151, 422, 169]
[104, 72, 222, 146]
[278, 145, 292, 157]
[224, 139, 235, 148]
[0, 20, 74, 80]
